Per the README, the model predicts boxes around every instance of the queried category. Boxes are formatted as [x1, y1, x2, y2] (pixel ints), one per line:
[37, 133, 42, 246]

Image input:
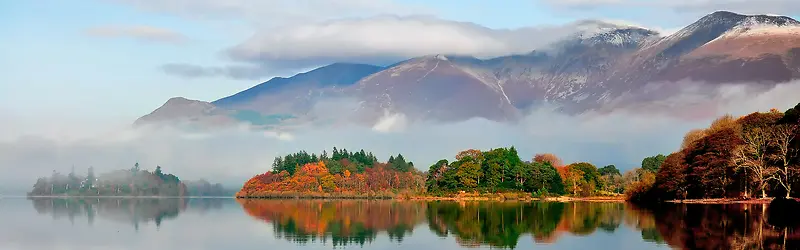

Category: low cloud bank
[1, 80, 798, 194]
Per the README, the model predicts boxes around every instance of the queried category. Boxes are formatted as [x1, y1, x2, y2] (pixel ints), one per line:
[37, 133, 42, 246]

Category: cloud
[85, 25, 187, 44]
[159, 63, 273, 80]
[3, 80, 798, 194]
[545, 0, 800, 16]
[218, 15, 653, 74]
[106, 0, 430, 27]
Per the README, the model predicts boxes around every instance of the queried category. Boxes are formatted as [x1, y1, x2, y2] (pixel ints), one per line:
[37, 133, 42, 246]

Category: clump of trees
[29, 163, 188, 197]
[425, 148, 564, 196]
[238, 148, 425, 198]
[628, 103, 800, 202]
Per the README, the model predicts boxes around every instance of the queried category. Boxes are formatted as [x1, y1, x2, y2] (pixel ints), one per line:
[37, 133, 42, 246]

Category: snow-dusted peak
[550, 20, 660, 49]
[667, 11, 799, 42]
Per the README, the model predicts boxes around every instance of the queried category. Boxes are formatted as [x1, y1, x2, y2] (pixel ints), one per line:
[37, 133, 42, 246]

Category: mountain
[136, 11, 800, 127]
[134, 97, 236, 128]
[625, 11, 800, 84]
[213, 63, 385, 115]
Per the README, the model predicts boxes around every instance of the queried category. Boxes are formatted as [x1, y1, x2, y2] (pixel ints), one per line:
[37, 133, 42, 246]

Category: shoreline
[24, 195, 234, 199]
[665, 198, 781, 204]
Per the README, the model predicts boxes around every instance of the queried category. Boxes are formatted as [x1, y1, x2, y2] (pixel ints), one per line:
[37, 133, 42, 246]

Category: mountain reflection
[239, 200, 800, 249]
[29, 197, 226, 229]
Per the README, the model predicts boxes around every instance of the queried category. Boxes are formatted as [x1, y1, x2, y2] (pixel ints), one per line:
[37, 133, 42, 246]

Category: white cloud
[545, 0, 800, 16]
[85, 25, 187, 44]
[222, 16, 650, 71]
[107, 0, 431, 27]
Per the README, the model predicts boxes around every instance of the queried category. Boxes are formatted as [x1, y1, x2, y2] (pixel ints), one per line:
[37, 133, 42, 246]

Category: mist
[1, 80, 798, 195]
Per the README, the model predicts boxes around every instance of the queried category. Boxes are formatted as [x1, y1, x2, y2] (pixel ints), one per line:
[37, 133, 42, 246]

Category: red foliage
[653, 151, 688, 200]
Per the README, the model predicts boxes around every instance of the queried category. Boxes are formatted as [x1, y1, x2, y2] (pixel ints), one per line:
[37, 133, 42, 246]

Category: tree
[564, 167, 585, 196]
[598, 165, 620, 176]
[426, 159, 449, 191]
[733, 127, 775, 198]
[568, 162, 600, 190]
[455, 160, 482, 189]
[771, 124, 799, 198]
[641, 155, 666, 173]
[534, 153, 564, 168]
[654, 152, 688, 200]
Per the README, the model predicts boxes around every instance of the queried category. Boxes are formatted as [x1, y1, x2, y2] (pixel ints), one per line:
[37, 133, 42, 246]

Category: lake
[0, 198, 797, 250]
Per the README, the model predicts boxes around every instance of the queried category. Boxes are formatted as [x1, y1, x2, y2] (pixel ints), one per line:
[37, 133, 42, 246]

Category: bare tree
[771, 124, 799, 198]
[734, 127, 775, 198]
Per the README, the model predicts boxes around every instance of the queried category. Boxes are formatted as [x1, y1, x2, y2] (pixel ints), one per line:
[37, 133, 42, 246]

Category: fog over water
[1, 80, 799, 194]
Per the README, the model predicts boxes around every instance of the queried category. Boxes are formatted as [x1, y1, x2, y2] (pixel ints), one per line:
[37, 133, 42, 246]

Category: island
[28, 164, 233, 197]
[237, 102, 800, 203]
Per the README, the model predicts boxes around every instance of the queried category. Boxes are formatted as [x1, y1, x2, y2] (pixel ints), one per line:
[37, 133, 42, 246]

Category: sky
[1, 0, 800, 192]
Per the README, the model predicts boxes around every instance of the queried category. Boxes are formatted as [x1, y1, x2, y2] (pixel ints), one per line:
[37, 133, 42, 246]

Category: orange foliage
[237, 161, 423, 197]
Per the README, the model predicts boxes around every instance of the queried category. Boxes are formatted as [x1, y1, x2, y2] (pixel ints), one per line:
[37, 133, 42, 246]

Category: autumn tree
[771, 124, 798, 198]
[733, 127, 774, 198]
[564, 167, 585, 196]
[534, 153, 564, 168]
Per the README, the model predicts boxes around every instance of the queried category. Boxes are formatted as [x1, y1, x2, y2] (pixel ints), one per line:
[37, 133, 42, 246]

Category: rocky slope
[136, 11, 800, 127]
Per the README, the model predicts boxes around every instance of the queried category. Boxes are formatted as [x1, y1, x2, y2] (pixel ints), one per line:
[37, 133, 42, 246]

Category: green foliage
[272, 147, 384, 175]
[425, 147, 565, 196]
[599, 165, 620, 176]
[570, 162, 601, 189]
[641, 155, 666, 173]
[388, 154, 414, 172]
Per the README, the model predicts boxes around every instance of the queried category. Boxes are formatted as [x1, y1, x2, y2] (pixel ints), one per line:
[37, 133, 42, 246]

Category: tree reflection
[237, 199, 426, 247]
[28, 197, 208, 230]
[238, 199, 800, 249]
[640, 203, 800, 250]
[240, 200, 655, 249]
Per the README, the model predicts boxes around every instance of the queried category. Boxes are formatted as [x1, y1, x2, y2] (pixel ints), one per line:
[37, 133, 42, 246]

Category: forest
[237, 148, 425, 198]
[28, 163, 188, 197]
[627, 102, 800, 203]
[238, 144, 669, 198]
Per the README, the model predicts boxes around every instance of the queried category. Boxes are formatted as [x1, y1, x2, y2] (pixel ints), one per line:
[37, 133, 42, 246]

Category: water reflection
[238, 200, 656, 248]
[237, 199, 426, 247]
[22, 197, 800, 249]
[644, 203, 800, 250]
[28, 197, 227, 230]
[238, 200, 800, 250]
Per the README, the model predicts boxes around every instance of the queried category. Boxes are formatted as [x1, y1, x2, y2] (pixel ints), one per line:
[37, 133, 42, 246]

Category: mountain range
[135, 11, 800, 129]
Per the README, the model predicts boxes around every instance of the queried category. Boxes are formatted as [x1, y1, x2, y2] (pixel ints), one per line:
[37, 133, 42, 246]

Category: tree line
[238, 148, 425, 198]
[241, 145, 674, 198]
[28, 163, 228, 197]
[627, 103, 800, 203]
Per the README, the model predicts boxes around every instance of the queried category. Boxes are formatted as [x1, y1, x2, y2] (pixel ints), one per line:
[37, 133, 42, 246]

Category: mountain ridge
[136, 11, 800, 128]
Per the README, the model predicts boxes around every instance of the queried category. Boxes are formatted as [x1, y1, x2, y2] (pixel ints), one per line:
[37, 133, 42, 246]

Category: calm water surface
[0, 197, 796, 250]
